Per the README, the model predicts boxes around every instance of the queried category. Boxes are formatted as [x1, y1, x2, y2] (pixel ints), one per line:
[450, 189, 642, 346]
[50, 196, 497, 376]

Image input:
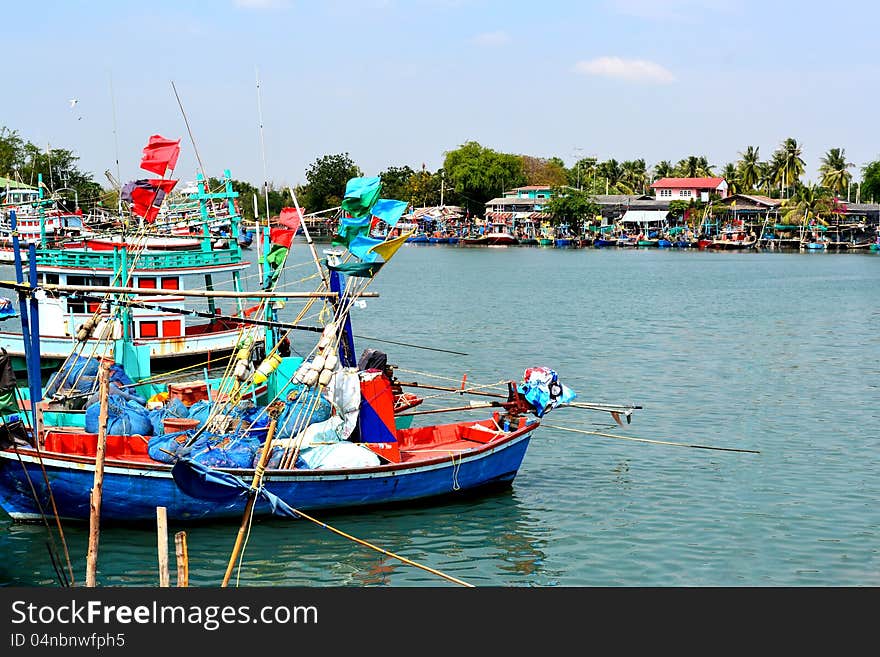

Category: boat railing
[36, 246, 242, 269]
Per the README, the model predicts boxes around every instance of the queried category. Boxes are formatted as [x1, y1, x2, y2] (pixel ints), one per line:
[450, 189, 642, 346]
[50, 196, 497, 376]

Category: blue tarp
[171, 458, 300, 518]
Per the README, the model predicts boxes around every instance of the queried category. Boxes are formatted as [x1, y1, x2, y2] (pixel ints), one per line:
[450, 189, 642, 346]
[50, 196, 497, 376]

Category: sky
[5, 0, 880, 194]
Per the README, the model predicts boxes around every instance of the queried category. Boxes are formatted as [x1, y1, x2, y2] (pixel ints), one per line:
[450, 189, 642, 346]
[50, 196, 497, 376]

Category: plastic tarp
[171, 458, 300, 518]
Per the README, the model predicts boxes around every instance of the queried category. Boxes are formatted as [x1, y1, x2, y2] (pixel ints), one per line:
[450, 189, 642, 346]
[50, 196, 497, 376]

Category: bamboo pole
[85, 360, 110, 587]
[221, 409, 281, 587]
[157, 506, 170, 587]
[542, 423, 760, 454]
[175, 531, 189, 587]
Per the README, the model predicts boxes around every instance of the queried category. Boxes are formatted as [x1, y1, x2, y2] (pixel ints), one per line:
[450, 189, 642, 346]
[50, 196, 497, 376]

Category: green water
[2, 246, 878, 586]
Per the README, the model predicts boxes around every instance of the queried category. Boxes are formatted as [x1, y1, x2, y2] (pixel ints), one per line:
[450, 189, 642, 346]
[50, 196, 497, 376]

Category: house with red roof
[650, 177, 728, 202]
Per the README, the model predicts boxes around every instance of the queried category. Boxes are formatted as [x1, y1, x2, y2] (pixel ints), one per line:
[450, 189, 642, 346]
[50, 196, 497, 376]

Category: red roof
[651, 177, 725, 189]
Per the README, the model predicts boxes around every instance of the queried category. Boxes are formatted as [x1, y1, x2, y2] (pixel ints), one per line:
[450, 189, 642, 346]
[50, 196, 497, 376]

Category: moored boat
[0, 173, 609, 526]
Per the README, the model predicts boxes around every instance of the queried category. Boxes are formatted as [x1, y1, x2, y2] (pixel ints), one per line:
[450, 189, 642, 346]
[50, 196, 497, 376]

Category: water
[1, 246, 878, 586]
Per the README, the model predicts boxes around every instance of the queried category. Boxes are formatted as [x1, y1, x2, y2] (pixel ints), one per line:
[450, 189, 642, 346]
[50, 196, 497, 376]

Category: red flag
[270, 228, 296, 248]
[129, 179, 177, 223]
[278, 207, 303, 232]
[140, 135, 181, 176]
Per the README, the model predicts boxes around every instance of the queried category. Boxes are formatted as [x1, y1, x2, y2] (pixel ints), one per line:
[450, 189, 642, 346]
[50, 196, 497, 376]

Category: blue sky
[5, 0, 879, 194]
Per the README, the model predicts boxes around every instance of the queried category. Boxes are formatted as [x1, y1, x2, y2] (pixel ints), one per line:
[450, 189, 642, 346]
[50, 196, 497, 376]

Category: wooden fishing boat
[708, 233, 757, 250]
[592, 237, 618, 248]
[0, 412, 536, 522]
[459, 234, 491, 246]
[0, 171, 257, 376]
[0, 173, 597, 526]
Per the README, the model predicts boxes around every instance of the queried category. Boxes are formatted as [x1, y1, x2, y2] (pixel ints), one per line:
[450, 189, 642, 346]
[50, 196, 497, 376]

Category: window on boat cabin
[139, 320, 159, 338]
[161, 277, 179, 290]
[40, 273, 59, 285]
[66, 275, 111, 313]
[139, 277, 157, 289]
[163, 319, 182, 337]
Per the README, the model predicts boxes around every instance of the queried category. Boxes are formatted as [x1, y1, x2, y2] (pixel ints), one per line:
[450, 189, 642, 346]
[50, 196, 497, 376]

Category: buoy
[253, 352, 283, 385]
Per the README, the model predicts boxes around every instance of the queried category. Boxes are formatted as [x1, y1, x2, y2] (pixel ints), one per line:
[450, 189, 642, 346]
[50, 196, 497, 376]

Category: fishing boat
[459, 233, 491, 246]
[484, 222, 519, 246]
[708, 232, 758, 250]
[0, 169, 258, 377]
[0, 173, 625, 525]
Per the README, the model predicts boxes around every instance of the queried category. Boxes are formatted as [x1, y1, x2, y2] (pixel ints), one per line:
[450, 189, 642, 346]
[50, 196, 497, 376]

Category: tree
[818, 147, 854, 197]
[770, 137, 805, 196]
[545, 187, 599, 229]
[568, 156, 597, 190]
[303, 153, 362, 213]
[0, 126, 25, 175]
[595, 158, 633, 194]
[675, 155, 714, 178]
[861, 160, 880, 203]
[621, 159, 647, 194]
[782, 185, 833, 226]
[652, 160, 673, 180]
[737, 146, 761, 191]
[521, 155, 567, 187]
[378, 165, 416, 202]
[721, 162, 740, 195]
[405, 169, 442, 208]
[443, 141, 526, 216]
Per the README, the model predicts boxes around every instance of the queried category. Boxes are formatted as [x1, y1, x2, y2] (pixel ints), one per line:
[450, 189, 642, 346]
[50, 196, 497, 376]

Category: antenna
[255, 68, 271, 284]
[108, 72, 122, 204]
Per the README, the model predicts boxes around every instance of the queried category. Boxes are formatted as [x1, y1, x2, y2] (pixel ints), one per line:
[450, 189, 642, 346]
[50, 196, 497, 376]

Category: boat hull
[0, 430, 533, 522]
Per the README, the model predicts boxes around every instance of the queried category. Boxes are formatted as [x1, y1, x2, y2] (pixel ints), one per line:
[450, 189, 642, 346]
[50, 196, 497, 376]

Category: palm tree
[652, 160, 673, 180]
[782, 184, 832, 226]
[737, 146, 760, 191]
[818, 147, 854, 197]
[621, 159, 647, 194]
[596, 159, 633, 194]
[771, 138, 805, 196]
[675, 155, 714, 178]
[721, 163, 740, 195]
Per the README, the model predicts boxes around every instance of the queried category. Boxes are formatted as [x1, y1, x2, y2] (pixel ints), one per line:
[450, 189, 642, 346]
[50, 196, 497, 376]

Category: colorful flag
[124, 179, 178, 223]
[266, 244, 288, 268]
[370, 199, 408, 228]
[348, 234, 385, 263]
[140, 135, 181, 176]
[341, 176, 382, 217]
[278, 207, 303, 231]
[270, 228, 296, 248]
[367, 229, 415, 263]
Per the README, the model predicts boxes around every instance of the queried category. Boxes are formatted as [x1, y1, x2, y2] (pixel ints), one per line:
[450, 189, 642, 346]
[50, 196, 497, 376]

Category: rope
[543, 423, 760, 454]
[290, 506, 474, 587]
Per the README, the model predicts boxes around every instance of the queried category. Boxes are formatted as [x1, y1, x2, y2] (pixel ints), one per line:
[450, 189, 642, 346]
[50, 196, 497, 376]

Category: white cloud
[472, 31, 511, 47]
[574, 56, 675, 84]
[233, 0, 291, 9]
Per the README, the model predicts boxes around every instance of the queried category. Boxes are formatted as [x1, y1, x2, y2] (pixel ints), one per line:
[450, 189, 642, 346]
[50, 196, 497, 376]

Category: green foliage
[303, 153, 362, 214]
[818, 148, 854, 196]
[521, 155, 567, 187]
[861, 160, 880, 203]
[0, 126, 102, 211]
[379, 165, 416, 201]
[443, 141, 526, 216]
[545, 187, 599, 226]
[667, 199, 690, 218]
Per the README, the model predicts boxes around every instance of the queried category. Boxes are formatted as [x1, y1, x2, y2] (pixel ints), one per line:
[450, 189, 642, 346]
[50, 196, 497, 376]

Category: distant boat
[459, 234, 490, 246]
[709, 233, 757, 250]
[593, 237, 618, 248]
